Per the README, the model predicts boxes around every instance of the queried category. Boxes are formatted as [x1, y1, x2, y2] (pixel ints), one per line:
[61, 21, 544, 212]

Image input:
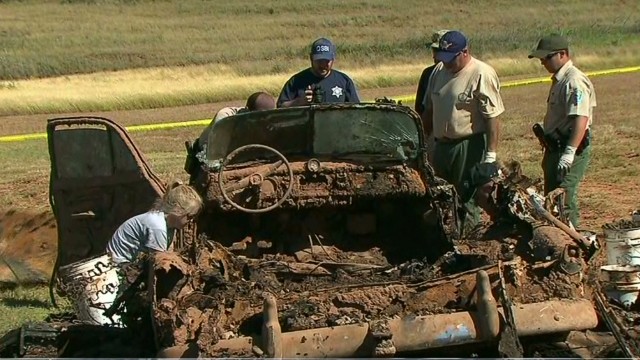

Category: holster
[533, 124, 590, 155]
[548, 128, 590, 155]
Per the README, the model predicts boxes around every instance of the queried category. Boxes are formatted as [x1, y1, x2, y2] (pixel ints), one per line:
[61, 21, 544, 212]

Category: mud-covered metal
[146, 236, 599, 357]
[34, 112, 616, 358]
[188, 103, 460, 249]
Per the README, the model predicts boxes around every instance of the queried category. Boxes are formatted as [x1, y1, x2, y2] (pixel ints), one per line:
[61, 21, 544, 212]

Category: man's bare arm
[279, 98, 304, 108]
[567, 115, 589, 148]
[485, 116, 499, 152]
[279, 86, 313, 108]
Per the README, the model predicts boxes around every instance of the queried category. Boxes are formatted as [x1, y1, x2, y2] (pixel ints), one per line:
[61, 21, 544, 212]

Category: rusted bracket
[261, 293, 283, 358]
[475, 270, 501, 340]
[497, 261, 524, 357]
[369, 319, 396, 357]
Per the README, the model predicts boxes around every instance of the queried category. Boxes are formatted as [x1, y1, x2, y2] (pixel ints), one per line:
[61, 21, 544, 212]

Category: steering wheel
[218, 144, 294, 213]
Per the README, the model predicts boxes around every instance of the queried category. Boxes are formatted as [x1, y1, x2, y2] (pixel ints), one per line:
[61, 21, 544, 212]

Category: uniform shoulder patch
[570, 88, 584, 106]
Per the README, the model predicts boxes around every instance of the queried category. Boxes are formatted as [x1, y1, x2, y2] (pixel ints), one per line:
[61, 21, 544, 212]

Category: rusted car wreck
[0, 103, 635, 358]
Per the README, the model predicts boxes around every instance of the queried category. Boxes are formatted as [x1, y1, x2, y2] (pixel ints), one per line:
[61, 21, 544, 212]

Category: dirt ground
[0, 209, 57, 285]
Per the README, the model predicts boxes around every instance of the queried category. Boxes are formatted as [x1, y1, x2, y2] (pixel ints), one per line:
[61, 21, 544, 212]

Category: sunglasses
[544, 51, 562, 60]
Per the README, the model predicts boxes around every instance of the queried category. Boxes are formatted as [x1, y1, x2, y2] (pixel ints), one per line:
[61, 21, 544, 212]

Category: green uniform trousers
[432, 133, 486, 232]
[542, 145, 591, 228]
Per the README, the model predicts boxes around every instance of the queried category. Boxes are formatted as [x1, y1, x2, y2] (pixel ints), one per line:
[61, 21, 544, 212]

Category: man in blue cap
[420, 30, 505, 233]
[277, 37, 360, 107]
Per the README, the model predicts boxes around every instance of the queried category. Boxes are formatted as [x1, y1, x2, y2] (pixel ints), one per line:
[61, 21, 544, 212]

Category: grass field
[1, 0, 639, 114]
[0, 286, 72, 334]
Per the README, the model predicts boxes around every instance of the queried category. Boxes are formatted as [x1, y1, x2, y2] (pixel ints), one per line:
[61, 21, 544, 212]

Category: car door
[47, 116, 166, 269]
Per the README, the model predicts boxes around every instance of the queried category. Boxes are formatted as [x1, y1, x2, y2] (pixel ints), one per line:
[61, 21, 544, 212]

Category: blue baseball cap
[435, 31, 468, 63]
[310, 37, 336, 61]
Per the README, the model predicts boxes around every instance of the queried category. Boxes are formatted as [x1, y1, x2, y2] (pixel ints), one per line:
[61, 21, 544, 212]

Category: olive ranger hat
[428, 29, 451, 49]
[528, 34, 569, 59]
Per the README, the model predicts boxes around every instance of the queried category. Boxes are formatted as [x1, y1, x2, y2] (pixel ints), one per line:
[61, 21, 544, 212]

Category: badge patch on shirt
[331, 86, 343, 98]
[570, 89, 583, 106]
[457, 91, 472, 104]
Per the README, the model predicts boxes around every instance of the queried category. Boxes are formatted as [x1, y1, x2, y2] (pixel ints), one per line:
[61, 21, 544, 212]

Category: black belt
[545, 128, 591, 155]
[435, 133, 483, 144]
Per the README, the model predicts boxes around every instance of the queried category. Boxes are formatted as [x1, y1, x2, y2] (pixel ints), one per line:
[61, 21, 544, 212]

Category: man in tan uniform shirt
[421, 30, 505, 233]
[529, 34, 596, 228]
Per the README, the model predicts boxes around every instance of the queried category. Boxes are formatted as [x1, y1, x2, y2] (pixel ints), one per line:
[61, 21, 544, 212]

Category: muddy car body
[185, 103, 458, 261]
[0, 104, 620, 358]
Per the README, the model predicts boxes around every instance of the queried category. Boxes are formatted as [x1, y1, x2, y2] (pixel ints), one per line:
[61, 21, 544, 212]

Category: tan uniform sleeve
[475, 69, 505, 119]
[564, 78, 592, 118]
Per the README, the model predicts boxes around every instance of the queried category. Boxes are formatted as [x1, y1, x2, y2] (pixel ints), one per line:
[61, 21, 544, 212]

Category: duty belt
[435, 133, 483, 144]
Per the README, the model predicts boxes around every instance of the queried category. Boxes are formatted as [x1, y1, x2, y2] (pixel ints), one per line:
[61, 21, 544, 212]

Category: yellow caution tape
[393, 65, 640, 104]
[0, 119, 213, 143]
[2, 65, 639, 143]
[126, 119, 211, 132]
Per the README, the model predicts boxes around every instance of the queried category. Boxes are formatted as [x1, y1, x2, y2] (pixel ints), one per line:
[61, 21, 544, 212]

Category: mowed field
[1, 0, 640, 115]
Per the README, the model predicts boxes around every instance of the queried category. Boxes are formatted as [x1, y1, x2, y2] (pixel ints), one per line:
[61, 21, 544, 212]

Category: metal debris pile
[146, 234, 586, 355]
[138, 161, 594, 356]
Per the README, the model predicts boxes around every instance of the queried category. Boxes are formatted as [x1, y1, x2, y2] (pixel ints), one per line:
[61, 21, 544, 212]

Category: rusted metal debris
[16, 109, 621, 358]
[142, 235, 596, 358]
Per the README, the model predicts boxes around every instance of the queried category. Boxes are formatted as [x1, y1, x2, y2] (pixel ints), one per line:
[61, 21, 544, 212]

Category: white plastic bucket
[57, 253, 122, 326]
[600, 264, 640, 309]
[603, 226, 640, 266]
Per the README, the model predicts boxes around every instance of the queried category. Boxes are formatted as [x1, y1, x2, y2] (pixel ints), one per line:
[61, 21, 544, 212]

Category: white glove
[482, 151, 497, 163]
[558, 146, 576, 179]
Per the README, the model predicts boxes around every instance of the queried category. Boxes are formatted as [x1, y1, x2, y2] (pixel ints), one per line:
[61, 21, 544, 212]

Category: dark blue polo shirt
[277, 68, 360, 107]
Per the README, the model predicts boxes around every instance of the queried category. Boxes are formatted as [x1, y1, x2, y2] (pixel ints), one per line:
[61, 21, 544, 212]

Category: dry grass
[2, 0, 638, 79]
[0, 0, 639, 114]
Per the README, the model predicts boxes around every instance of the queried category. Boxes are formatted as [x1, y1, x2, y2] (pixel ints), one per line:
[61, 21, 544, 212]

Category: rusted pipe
[163, 298, 596, 358]
[534, 199, 591, 250]
[509, 299, 598, 336]
[392, 270, 500, 353]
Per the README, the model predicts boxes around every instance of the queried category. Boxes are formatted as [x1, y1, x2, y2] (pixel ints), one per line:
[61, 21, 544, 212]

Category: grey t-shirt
[106, 211, 174, 264]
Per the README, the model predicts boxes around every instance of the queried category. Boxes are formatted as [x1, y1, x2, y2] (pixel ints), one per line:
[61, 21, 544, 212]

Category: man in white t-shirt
[197, 92, 276, 153]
